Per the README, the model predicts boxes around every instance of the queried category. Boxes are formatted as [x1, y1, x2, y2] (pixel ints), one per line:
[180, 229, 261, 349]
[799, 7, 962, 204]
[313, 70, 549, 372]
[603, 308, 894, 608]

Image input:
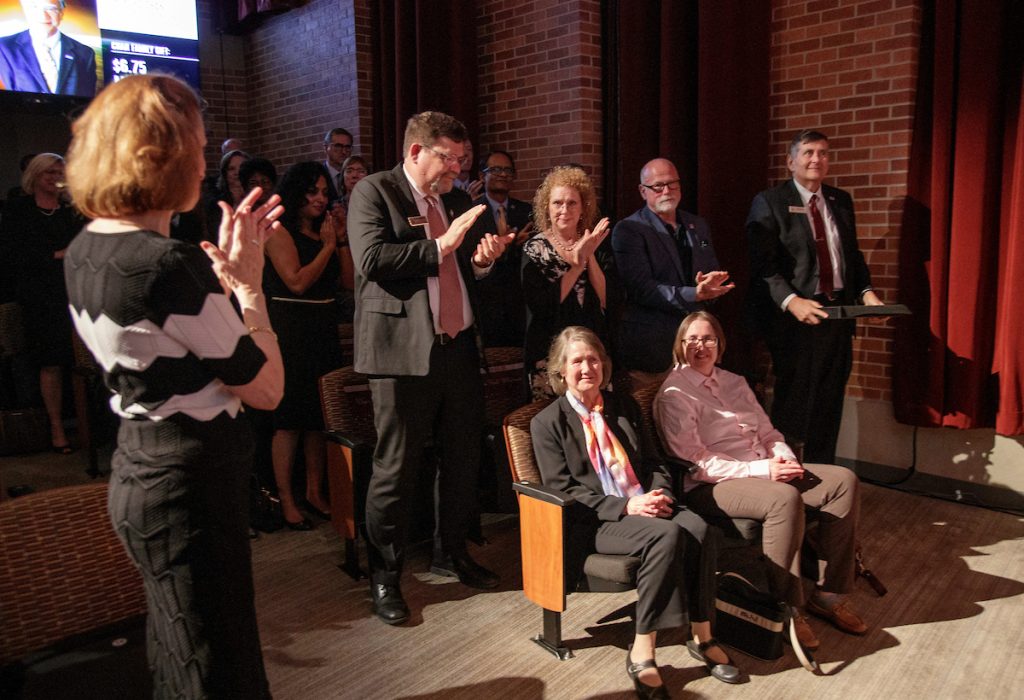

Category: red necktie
[808, 194, 834, 296]
[426, 197, 463, 337]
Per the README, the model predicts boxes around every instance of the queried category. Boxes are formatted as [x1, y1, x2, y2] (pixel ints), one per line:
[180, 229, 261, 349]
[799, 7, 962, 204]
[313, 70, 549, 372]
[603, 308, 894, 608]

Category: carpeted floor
[3, 449, 1023, 699]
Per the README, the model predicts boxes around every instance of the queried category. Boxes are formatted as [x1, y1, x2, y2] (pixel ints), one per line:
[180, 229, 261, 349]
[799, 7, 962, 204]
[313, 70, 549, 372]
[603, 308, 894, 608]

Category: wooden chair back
[0, 482, 146, 663]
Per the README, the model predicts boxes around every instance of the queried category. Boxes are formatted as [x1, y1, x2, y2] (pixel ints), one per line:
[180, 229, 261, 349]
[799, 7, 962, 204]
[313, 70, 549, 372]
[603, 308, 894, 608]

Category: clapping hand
[695, 270, 735, 301]
[566, 217, 610, 268]
[202, 187, 283, 299]
[472, 231, 515, 267]
[437, 204, 487, 257]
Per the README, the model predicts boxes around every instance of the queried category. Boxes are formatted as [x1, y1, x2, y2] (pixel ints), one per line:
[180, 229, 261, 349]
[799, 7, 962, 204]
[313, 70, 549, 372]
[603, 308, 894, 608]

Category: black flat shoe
[285, 517, 314, 531]
[301, 499, 331, 520]
[626, 644, 670, 700]
[686, 638, 742, 684]
[370, 582, 409, 625]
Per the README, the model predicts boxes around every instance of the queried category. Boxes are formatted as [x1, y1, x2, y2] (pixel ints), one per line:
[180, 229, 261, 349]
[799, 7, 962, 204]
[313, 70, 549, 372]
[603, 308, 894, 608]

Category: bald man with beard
[611, 158, 733, 387]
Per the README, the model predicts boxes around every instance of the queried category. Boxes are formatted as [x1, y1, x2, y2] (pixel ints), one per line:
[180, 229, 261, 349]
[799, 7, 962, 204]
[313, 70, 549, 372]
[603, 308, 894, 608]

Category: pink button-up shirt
[653, 365, 796, 491]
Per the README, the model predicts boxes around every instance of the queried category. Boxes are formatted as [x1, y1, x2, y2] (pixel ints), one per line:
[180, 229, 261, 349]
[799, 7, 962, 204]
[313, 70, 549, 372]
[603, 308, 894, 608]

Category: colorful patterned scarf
[566, 392, 644, 498]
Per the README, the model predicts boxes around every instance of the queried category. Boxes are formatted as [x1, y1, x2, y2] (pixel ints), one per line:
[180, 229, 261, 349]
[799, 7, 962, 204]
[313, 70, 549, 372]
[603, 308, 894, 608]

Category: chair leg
[532, 608, 573, 660]
[855, 544, 887, 596]
[338, 537, 366, 581]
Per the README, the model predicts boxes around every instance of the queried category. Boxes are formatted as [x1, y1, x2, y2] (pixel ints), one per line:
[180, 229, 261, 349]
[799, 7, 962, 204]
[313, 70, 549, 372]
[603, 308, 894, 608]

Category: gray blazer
[348, 163, 480, 376]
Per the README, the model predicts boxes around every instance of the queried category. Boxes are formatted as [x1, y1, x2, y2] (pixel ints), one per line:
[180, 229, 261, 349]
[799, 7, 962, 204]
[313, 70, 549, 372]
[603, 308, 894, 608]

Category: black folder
[820, 303, 912, 319]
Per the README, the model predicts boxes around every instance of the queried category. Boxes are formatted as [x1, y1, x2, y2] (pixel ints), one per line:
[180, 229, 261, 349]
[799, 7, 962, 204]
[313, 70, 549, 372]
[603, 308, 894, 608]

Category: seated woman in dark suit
[653, 311, 866, 652]
[530, 326, 740, 698]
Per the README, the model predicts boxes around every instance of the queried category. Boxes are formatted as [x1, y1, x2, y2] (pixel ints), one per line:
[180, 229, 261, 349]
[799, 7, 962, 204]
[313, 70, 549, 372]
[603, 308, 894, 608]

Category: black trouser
[767, 314, 854, 464]
[365, 332, 484, 585]
[594, 508, 720, 635]
[109, 414, 271, 699]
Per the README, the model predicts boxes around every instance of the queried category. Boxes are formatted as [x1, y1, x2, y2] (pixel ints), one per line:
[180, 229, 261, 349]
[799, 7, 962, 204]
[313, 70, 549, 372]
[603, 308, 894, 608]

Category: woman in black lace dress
[522, 165, 612, 400]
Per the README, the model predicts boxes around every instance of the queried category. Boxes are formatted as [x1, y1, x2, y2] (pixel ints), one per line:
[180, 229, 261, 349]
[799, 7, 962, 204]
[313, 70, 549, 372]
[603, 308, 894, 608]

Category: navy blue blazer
[467, 195, 533, 347]
[0, 30, 96, 97]
[611, 206, 722, 373]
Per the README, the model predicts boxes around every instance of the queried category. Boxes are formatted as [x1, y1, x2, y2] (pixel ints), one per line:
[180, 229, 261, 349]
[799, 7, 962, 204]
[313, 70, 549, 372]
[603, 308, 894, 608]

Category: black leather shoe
[285, 517, 314, 531]
[626, 644, 670, 699]
[686, 638, 742, 684]
[370, 582, 409, 625]
[431, 552, 499, 590]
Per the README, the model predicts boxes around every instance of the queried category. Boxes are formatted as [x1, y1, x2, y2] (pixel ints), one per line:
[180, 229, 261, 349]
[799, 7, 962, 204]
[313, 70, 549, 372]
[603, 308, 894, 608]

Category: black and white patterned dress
[64, 228, 271, 699]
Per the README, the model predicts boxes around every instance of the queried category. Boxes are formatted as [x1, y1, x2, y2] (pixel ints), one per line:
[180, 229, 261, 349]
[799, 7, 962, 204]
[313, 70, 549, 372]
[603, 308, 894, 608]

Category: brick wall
[197, 0, 250, 173]
[475, 0, 604, 207]
[242, 0, 363, 170]
[769, 0, 920, 401]
[193, 0, 919, 405]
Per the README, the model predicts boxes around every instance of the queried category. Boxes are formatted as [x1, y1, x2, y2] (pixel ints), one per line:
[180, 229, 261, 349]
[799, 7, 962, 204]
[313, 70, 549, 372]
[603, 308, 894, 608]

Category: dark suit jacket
[746, 180, 872, 331]
[612, 206, 722, 373]
[468, 195, 533, 347]
[347, 163, 481, 376]
[530, 391, 675, 583]
[0, 30, 96, 97]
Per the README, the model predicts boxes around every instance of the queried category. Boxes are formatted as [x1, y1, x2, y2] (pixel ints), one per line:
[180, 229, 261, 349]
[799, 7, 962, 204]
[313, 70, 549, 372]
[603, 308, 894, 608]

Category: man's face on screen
[21, 0, 65, 38]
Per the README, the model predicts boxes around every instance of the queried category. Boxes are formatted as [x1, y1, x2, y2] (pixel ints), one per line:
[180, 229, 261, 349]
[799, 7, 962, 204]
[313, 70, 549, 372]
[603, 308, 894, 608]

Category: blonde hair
[532, 165, 597, 235]
[545, 326, 612, 396]
[672, 311, 727, 365]
[21, 153, 64, 195]
[66, 74, 204, 218]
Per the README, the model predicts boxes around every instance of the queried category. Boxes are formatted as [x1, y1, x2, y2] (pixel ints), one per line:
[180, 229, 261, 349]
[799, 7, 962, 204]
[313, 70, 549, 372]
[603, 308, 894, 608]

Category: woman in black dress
[0, 153, 85, 452]
[263, 161, 347, 528]
[522, 165, 612, 400]
[63, 74, 284, 698]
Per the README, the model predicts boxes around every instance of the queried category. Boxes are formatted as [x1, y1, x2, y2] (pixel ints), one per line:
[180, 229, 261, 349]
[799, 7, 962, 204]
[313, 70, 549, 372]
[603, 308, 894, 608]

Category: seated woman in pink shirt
[653, 311, 866, 651]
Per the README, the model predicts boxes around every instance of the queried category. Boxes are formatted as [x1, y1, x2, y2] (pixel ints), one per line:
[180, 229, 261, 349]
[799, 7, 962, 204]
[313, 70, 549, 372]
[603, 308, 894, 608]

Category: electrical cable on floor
[857, 425, 1024, 517]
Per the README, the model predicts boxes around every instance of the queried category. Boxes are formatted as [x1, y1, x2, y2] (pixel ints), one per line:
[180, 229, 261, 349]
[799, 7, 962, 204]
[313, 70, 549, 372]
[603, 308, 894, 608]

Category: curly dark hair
[275, 161, 330, 234]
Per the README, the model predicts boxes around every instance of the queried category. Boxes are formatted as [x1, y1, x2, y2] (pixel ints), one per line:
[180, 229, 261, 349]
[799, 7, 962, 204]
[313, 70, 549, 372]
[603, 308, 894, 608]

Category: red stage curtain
[370, 0, 479, 171]
[602, 0, 771, 375]
[893, 0, 1023, 435]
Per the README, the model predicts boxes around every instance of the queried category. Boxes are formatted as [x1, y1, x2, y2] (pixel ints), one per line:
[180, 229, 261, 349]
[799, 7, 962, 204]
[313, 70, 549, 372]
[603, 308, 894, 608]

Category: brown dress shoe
[807, 598, 868, 635]
[791, 613, 820, 650]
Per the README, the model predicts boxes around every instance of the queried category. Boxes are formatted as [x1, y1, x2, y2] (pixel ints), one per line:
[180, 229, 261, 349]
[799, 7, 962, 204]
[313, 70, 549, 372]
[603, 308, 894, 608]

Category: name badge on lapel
[788, 205, 808, 214]
[407, 215, 428, 227]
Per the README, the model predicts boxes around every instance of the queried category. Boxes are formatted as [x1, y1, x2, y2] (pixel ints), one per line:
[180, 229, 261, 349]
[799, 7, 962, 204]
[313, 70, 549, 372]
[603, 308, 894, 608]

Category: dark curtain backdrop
[603, 0, 771, 375]
[893, 0, 1024, 435]
[370, 0, 480, 171]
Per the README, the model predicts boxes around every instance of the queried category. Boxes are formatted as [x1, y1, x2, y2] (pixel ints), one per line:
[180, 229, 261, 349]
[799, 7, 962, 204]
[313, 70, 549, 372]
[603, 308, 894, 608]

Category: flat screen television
[0, 0, 199, 106]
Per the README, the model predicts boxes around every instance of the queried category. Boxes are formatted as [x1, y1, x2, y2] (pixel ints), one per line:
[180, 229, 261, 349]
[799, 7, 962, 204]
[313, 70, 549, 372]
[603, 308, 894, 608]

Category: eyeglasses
[344, 167, 367, 175]
[640, 179, 681, 194]
[683, 336, 719, 348]
[419, 144, 463, 167]
[328, 142, 353, 151]
[483, 166, 515, 176]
